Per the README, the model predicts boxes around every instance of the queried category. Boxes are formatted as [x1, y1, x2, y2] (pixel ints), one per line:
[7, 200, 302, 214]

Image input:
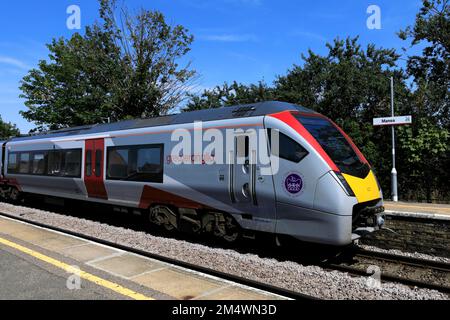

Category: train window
[63, 149, 81, 177]
[296, 115, 370, 178]
[6, 149, 81, 177]
[19, 153, 31, 173]
[95, 150, 102, 177]
[268, 130, 308, 163]
[86, 150, 92, 177]
[107, 148, 130, 179]
[236, 136, 249, 159]
[7, 153, 18, 173]
[106, 144, 163, 183]
[32, 153, 46, 174]
[47, 151, 63, 176]
[137, 147, 161, 171]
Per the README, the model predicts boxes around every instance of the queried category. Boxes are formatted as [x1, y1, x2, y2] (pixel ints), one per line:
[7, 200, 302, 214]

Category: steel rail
[354, 248, 450, 272]
[322, 249, 450, 294]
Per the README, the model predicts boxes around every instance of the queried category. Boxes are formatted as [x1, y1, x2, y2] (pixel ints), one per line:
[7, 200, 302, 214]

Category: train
[0, 101, 385, 246]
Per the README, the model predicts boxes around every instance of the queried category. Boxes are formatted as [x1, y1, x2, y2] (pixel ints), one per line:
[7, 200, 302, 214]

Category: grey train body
[0, 102, 383, 246]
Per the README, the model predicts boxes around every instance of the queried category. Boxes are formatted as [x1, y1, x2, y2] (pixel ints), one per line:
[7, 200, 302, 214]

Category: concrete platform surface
[384, 201, 450, 219]
[0, 216, 285, 300]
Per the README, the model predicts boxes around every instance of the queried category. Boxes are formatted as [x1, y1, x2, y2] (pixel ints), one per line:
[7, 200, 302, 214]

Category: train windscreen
[295, 115, 370, 178]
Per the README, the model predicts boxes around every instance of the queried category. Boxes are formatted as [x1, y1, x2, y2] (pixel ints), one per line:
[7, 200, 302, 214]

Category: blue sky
[0, 0, 422, 133]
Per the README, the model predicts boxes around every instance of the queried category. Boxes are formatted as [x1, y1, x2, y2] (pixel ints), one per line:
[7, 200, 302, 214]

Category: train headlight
[334, 171, 355, 197]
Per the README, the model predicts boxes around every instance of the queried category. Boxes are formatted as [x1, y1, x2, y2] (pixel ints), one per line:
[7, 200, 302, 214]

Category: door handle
[228, 150, 236, 203]
[250, 150, 257, 206]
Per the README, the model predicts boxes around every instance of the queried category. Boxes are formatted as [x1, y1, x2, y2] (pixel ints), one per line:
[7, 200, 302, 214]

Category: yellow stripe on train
[342, 170, 380, 203]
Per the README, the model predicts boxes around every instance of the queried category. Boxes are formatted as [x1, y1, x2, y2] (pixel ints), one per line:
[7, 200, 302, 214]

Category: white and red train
[0, 101, 384, 245]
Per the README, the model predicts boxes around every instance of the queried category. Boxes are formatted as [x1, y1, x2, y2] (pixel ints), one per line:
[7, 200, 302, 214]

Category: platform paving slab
[0, 215, 286, 300]
[384, 201, 450, 217]
[89, 253, 167, 278]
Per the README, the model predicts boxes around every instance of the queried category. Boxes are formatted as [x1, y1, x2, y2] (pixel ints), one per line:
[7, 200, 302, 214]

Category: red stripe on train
[139, 185, 213, 210]
[3, 178, 22, 191]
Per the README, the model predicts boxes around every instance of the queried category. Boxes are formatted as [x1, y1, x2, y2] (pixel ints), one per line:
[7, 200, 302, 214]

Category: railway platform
[0, 215, 284, 300]
[384, 201, 450, 220]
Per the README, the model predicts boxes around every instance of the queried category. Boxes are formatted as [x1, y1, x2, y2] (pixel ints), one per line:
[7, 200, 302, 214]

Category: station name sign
[373, 115, 412, 126]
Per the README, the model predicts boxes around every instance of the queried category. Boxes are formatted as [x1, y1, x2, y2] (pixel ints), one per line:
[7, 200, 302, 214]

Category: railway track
[1, 199, 449, 298]
[323, 248, 450, 294]
[0, 210, 317, 301]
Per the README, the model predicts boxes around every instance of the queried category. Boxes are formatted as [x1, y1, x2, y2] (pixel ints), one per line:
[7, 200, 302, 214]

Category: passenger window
[95, 150, 102, 177]
[106, 144, 163, 183]
[269, 130, 309, 163]
[6, 149, 81, 177]
[63, 150, 81, 177]
[107, 148, 130, 179]
[86, 150, 92, 177]
[32, 153, 46, 174]
[135, 146, 163, 182]
[47, 151, 63, 175]
[19, 153, 30, 173]
[236, 136, 249, 159]
[7, 153, 18, 173]
[137, 148, 161, 173]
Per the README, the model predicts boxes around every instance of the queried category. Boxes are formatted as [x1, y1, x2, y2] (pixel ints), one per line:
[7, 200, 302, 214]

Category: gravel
[0, 201, 448, 300]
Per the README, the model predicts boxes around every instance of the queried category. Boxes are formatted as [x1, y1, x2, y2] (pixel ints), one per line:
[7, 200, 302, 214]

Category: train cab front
[336, 168, 385, 239]
[293, 113, 385, 244]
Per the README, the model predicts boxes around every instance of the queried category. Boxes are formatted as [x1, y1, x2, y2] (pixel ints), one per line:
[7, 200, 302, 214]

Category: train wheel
[9, 188, 22, 203]
[149, 205, 177, 231]
[0, 188, 6, 201]
[222, 216, 241, 243]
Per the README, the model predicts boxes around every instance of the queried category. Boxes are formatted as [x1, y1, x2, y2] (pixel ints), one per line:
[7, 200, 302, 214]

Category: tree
[275, 37, 406, 122]
[20, 0, 196, 130]
[186, 38, 411, 194]
[397, 118, 449, 202]
[274, 37, 413, 194]
[184, 81, 275, 111]
[0, 116, 20, 139]
[183, 2, 449, 201]
[394, 0, 450, 201]
[398, 0, 450, 128]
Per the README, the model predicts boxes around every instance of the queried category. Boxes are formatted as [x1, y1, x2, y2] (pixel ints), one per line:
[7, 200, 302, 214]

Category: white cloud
[0, 56, 30, 70]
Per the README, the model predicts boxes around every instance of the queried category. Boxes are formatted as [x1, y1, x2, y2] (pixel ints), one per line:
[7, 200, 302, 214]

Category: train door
[84, 138, 108, 199]
[228, 131, 276, 233]
[0, 142, 5, 178]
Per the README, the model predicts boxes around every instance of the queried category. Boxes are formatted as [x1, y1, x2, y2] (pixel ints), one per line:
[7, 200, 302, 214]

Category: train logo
[283, 172, 304, 196]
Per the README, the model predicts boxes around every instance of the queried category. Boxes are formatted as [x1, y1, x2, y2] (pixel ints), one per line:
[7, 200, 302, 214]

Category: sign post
[390, 77, 398, 202]
[373, 77, 412, 202]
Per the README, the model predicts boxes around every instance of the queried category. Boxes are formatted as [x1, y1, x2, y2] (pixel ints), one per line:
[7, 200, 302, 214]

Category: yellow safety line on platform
[0, 236, 154, 300]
